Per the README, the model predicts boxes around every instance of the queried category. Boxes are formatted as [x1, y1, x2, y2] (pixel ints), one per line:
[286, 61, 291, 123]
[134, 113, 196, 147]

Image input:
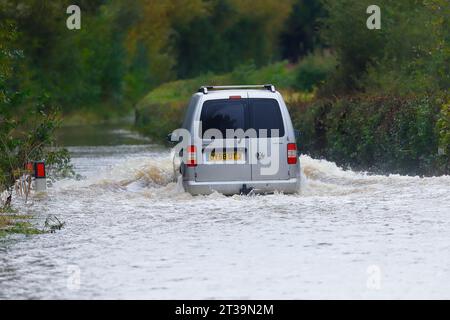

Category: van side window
[182, 95, 200, 129]
[200, 99, 246, 137]
[249, 99, 285, 137]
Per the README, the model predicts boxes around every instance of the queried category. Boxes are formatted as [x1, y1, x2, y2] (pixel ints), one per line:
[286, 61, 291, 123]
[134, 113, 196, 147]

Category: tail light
[187, 145, 197, 167]
[287, 143, 297, 165]
[35, 162, 46, 178]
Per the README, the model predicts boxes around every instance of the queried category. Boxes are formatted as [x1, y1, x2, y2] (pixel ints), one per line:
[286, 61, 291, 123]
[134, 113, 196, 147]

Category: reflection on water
[1, 125, 450, 299]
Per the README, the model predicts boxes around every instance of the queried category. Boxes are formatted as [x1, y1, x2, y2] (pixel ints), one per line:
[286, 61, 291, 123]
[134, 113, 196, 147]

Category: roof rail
[198, 84, 276, 94]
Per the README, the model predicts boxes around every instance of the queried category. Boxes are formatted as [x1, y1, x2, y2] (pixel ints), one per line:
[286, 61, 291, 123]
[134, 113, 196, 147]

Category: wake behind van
[170, 85, 300, 195]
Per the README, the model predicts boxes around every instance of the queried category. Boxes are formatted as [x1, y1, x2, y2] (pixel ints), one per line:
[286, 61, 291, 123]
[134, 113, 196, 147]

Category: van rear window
[200, 98, 285, 138]
[249, 99, 285, 137]
[200, 99, 246, 137]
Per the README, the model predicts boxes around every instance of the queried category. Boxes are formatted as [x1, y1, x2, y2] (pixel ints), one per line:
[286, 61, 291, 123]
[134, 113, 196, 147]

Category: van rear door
[195, 98, 252, 182]
[247, 96, 290, 181]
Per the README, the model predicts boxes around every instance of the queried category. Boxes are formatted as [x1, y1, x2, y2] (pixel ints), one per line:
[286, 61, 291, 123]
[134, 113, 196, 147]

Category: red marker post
[34, 161, 47, 192]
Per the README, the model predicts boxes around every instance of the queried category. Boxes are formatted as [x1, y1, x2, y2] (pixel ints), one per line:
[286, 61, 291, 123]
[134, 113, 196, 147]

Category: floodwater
[1, 124, 449, 299]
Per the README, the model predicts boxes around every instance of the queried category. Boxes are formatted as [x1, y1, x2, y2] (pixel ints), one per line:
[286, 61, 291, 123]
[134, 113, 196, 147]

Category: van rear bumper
[183, 178, 300, 196]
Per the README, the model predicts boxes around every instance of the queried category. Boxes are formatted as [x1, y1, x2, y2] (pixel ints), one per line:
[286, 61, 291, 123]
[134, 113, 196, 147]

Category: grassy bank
[135, 61, 318, 141]
[62, 105, 135, 127]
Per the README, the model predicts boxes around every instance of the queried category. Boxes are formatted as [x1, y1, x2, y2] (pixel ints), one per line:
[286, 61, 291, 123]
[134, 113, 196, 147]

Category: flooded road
[1, 125, 450, 299]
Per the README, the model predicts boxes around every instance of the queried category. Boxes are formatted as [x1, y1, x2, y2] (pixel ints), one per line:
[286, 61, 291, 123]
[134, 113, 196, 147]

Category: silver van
[170, 85, 300, 195]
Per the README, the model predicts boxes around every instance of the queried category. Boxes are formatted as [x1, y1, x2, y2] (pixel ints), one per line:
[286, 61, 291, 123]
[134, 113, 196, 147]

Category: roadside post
[34, 161, 47, 192]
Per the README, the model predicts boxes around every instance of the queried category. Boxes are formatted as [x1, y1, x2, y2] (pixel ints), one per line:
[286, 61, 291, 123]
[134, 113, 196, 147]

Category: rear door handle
[256, 152, 265, 160]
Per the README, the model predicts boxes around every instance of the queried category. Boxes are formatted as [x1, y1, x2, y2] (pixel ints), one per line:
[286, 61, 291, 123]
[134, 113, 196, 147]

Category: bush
[135, 101, 185, 142]
[437, 99, 450, 172]
[294, 53, 336, 92]
[291, 95, 448, 176]
[1, 21, 73, 201]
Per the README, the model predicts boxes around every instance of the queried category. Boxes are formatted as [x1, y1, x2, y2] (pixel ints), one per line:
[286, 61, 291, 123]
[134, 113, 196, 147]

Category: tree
[1, 21, 71, 200]
[319, 0, 449, 95]
[173, 0, 293, 78]
[280, 0, 325, 62]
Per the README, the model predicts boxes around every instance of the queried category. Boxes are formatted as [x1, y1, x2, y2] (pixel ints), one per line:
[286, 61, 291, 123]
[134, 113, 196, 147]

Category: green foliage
[173, 0, 293, 78]
[1, 20, 73, 199]
[135, 62, 299, 141]
[135, 101, 185, 143]
[286, 0, 449, 175]
[287, 99, 330, 155]
[294, 53, 336, 92]
[319, 0, 385, 94]
[139, 62, 296, 105]
[43, 1, 129, 111]
[0, 92, 68, 190]
[436, 99, 450, 171]
[320, 0, 449, 96]
[0, 212, 45, 238]
[45, 148, 75, 180]
[291, 95, 448, 175]
[2, 0, 447, 177]
[0, 211, 66, 237]
[0, 220, 44, 237]
[0, 0, 302, 115]
[280, 0, 326, 61]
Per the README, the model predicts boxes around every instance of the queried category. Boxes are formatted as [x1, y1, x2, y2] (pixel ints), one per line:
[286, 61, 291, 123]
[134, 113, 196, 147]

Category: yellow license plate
[208, 151, 242, 162]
